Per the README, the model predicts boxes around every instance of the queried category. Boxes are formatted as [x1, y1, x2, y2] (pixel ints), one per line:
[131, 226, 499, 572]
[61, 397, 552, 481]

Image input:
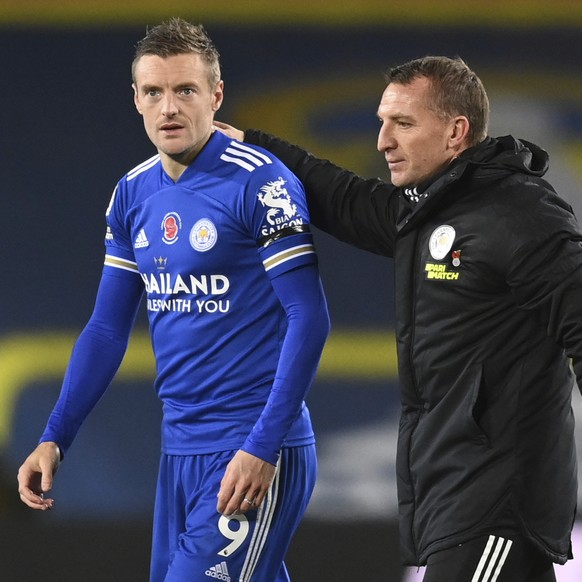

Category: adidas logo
[205, 561, 231, 581]
[134, 228, 149, 248]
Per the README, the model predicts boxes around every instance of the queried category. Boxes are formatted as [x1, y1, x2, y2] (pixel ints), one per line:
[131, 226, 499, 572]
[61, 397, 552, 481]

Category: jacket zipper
[408, 232, 423, 562]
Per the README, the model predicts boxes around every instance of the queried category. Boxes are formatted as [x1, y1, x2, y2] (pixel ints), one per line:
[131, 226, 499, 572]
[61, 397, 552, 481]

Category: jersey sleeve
[40, 177, 144, 454]
[241, 263, 330, 464]
[40, 269, 144, 454]
[243, 160, 318, 279]
[233, 157, 330, 463]
[103, 181, 141, 278]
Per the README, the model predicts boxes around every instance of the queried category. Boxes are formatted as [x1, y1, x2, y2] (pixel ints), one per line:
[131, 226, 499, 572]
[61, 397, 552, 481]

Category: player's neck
[160, 155, 190, 182]
[159, 133, 213, 182]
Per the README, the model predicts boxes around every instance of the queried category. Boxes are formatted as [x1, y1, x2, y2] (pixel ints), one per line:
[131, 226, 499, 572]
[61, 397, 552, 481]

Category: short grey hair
[386, 56, 489, 146]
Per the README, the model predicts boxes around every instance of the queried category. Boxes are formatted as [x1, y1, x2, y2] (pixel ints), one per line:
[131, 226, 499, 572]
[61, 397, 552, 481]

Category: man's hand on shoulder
[213, 121, 245, 142]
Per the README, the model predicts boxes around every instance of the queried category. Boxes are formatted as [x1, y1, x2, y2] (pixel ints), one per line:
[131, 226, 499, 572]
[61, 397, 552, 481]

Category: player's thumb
[40, 460, 54, 493]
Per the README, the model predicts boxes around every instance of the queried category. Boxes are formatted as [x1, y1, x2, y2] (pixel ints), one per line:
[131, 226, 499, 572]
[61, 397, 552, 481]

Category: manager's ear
[448, 115, 470, 150]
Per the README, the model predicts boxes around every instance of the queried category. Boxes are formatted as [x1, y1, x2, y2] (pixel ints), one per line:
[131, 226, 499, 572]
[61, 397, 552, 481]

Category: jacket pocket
[408, 363, 514, 552]
[466, 363, 491, 446]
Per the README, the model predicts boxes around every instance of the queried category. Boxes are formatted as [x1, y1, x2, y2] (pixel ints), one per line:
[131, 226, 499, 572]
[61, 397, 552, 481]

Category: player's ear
[211, 80, 224, 113]
[133, 83, 143, 115]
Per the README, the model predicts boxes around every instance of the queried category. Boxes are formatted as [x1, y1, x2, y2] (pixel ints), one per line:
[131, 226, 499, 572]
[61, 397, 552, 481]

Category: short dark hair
[386, 56, 489, 146]
[132, 17, 221, 87]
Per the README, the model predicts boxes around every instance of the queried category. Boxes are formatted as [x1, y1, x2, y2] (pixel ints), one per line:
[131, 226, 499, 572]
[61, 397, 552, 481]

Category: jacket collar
[395, 156, 471, 233]
[394, 135, 549, 234]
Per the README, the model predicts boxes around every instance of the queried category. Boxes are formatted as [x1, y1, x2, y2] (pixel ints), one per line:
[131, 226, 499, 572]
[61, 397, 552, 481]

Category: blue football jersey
[104, 130, 318, 455]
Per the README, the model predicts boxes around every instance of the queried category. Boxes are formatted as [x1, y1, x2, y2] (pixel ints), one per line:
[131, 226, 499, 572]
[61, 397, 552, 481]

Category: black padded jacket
[245, 131, 582, 566]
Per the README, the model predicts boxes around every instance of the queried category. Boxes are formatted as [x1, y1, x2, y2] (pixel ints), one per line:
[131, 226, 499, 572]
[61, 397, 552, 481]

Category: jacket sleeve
[503, 187, 582, 389]
[245, 129, 398, 257]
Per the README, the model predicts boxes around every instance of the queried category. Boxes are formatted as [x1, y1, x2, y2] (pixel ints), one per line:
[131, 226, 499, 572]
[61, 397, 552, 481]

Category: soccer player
[17, 18, 330, 582]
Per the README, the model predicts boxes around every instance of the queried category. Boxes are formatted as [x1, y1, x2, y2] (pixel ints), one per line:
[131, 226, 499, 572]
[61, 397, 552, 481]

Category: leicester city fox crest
[190, 218, 218, 252]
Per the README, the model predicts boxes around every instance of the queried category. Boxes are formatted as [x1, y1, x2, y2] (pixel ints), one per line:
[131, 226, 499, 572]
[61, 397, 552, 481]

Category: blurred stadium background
[1, 1, 582, 580]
